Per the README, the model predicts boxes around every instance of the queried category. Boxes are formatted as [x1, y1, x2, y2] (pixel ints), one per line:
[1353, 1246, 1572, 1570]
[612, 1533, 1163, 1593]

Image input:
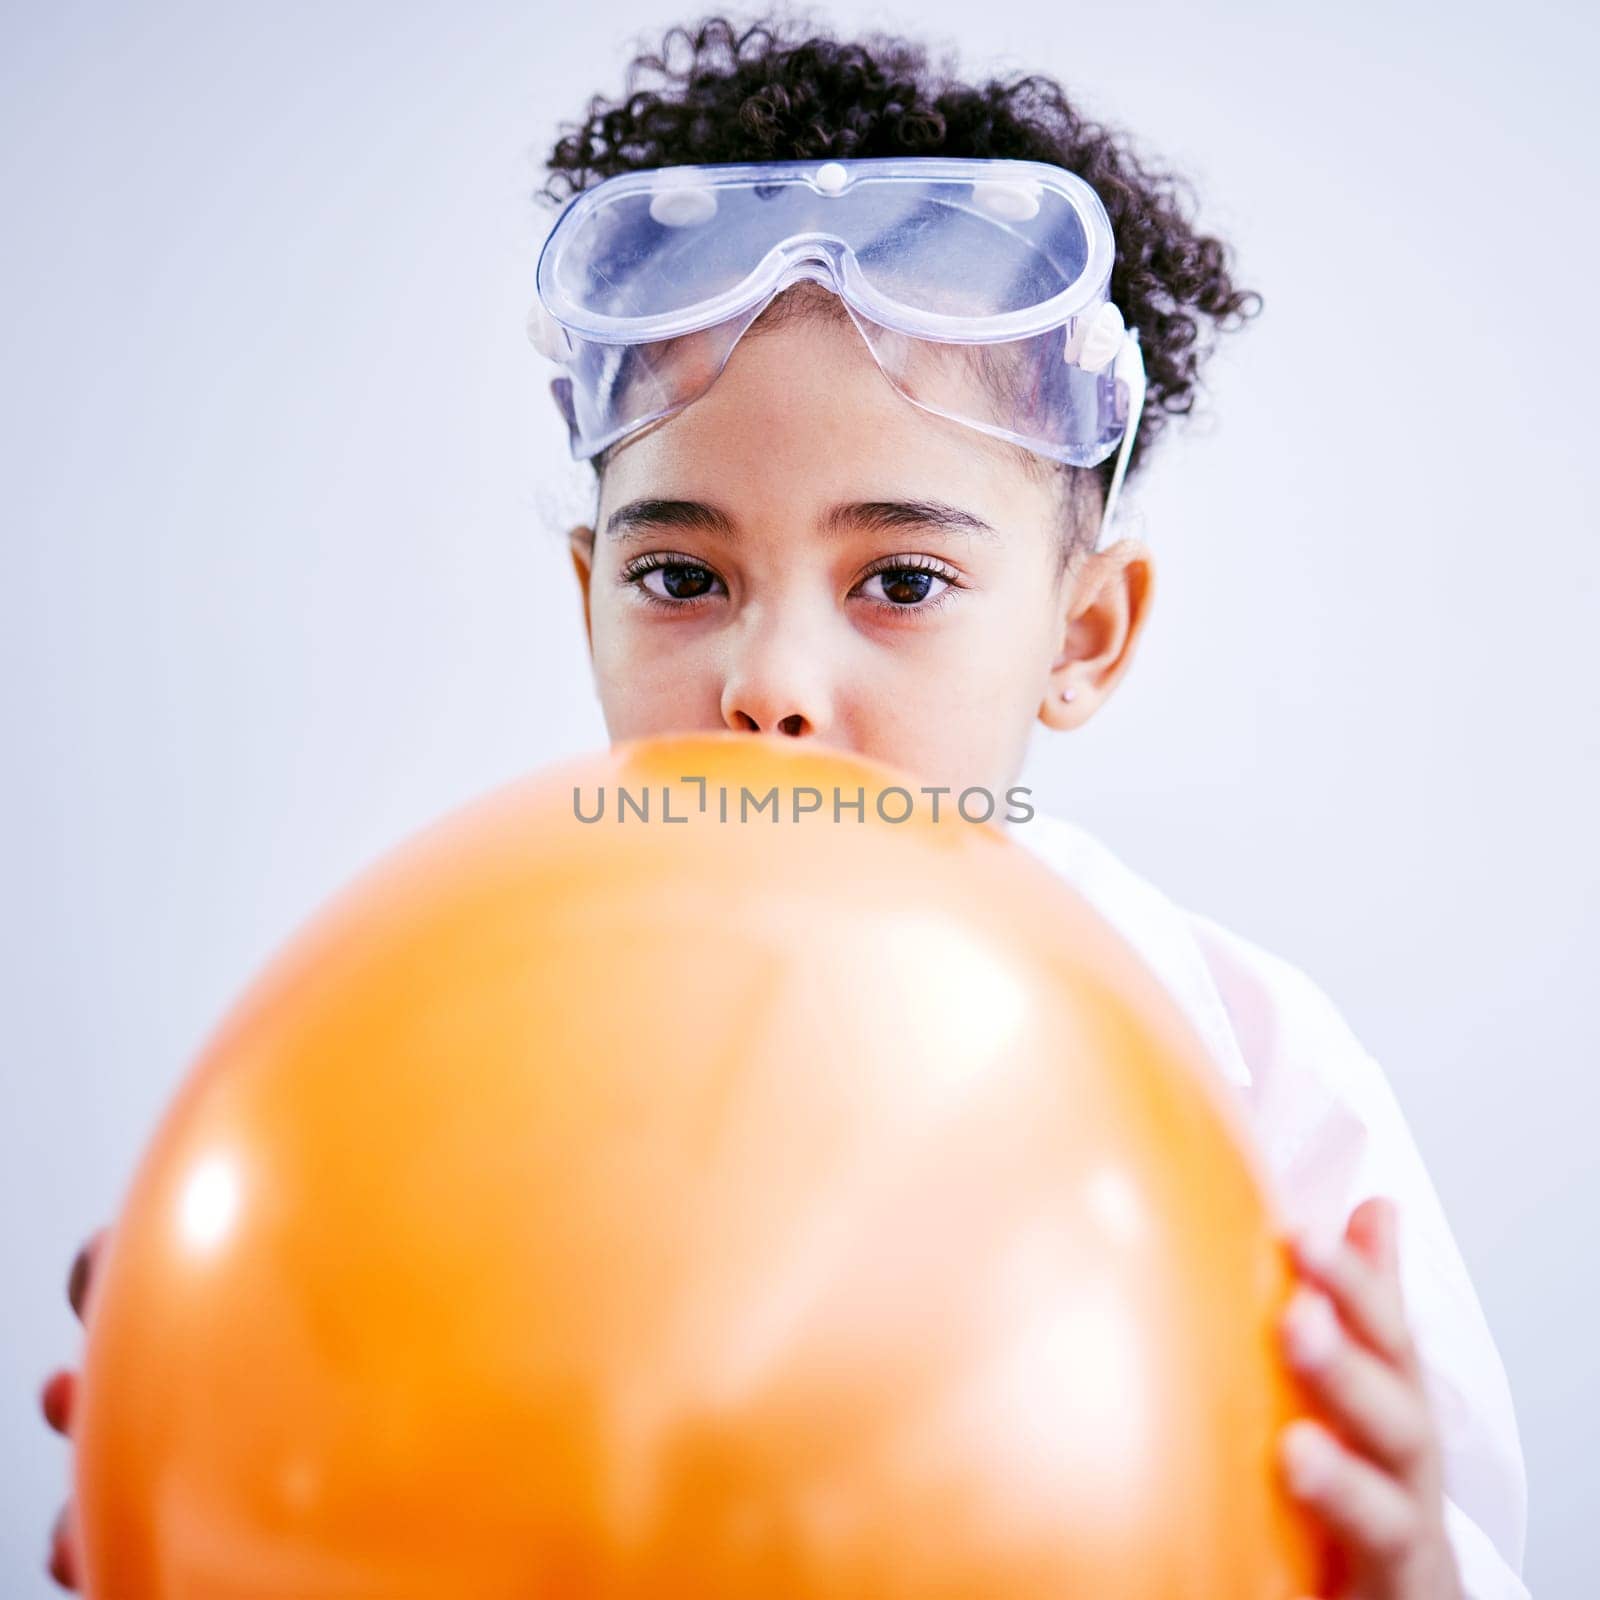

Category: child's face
[565, 306, 1153, 799]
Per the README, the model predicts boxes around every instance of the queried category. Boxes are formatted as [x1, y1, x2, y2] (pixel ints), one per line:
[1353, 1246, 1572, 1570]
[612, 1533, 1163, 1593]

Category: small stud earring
[1060, 687, 1077, 703]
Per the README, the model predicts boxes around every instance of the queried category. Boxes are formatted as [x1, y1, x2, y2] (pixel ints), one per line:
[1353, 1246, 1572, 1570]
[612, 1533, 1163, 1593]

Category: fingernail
[48, 1506, 77, 1589]
[40, 1371, 74, 1433]
[1282, 1420, 1331, 1497]
[68, 1246, 93, 1319]
[1282, 1289, 1339, 1371]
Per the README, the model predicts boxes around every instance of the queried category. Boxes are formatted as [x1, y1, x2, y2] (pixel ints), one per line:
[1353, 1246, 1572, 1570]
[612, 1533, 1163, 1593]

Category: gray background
[3, 0, 1595, 1592]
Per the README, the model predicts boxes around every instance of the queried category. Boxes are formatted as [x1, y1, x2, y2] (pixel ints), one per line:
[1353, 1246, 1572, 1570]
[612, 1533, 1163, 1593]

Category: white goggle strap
[527, 204, 573, 360]
[1070, 302, 1146, 553]
[1096, 331, 1146, 551]
[527, 294, 572, 362]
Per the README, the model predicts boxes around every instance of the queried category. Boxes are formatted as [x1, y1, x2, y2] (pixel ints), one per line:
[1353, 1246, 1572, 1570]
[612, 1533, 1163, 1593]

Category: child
[40, 13, 1527, 1598]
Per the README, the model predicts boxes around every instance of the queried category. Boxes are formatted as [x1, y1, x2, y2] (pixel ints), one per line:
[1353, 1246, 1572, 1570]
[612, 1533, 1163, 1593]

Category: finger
[67, 1230, 109, 1324]
[1291, 1227, 1414, 1370]
[1281, 1418, 1420, 1563]
[1346, 1195, 1400, 1272]
[48, 1501, 81, 1591]
[1281, 1289, 1433, 1474]
[40, 1370, 77, 1437]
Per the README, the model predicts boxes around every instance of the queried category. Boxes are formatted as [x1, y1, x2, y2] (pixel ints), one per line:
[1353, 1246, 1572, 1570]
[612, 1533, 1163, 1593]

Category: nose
[719, 618, 831, 739]
[728, 708, 809, 736]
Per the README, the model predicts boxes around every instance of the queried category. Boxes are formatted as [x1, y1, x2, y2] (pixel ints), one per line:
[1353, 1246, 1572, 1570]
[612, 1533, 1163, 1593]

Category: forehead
[599, 301, 1054, 522]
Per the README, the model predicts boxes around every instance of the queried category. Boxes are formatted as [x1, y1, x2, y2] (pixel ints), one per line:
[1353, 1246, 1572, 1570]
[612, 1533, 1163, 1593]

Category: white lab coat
[1002, 808, 1530, 1599]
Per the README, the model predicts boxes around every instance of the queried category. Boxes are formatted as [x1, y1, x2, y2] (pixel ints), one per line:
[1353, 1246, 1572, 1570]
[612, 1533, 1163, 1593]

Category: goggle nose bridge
[758, 235, 864, 303]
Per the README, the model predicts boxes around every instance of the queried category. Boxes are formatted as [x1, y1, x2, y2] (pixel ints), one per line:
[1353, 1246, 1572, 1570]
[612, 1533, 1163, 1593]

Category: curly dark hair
[537, 10, 1262, 556]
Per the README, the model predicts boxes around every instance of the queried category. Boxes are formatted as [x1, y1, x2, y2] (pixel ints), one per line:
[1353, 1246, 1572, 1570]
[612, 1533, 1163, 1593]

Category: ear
[568, 524, 596, 653]
[1037, 538, 1155, 729]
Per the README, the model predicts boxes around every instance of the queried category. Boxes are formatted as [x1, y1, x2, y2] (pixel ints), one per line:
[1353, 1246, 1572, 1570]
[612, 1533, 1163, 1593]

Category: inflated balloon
[75, 732, 1334, 1599]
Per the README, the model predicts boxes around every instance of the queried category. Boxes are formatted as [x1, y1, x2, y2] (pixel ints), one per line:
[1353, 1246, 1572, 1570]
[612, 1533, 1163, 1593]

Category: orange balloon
[75, 732, 1334, 1599]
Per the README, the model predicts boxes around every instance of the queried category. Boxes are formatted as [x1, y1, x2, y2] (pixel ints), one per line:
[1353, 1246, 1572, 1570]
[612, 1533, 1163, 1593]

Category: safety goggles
[528, 157, 1147, 549]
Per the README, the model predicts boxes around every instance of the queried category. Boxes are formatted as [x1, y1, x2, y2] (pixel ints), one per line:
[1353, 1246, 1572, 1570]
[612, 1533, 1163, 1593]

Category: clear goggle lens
[531, 159, 1148, 538]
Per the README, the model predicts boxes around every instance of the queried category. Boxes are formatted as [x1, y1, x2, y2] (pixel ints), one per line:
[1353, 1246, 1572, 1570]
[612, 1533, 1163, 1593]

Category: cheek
[849, 634, 1044, 783]
[847, 714, 1018, 802]
[589, 608, 718, 726]
[899, 590, 1055, 702]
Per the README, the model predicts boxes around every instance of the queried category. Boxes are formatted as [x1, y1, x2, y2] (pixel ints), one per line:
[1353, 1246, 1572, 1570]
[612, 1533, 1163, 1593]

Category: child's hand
[38, 1228, 107, 1591]
[1280, 1197, 1463, 1600]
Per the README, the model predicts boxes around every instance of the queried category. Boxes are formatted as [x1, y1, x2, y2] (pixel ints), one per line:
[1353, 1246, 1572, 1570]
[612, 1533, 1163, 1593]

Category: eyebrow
[603, 498, 1002, 546]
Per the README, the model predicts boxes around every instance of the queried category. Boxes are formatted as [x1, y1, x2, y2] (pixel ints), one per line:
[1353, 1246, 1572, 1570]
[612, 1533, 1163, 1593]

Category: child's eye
[618, 553, 962, 617]
[856, 558, 960, 616]
[621, 554, 727, 610]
